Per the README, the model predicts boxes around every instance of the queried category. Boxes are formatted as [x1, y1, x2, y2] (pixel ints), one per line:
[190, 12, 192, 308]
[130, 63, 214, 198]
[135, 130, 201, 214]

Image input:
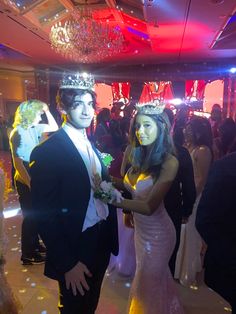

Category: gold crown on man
[136, 99, 165, 115]
[60, 72, 95, 90]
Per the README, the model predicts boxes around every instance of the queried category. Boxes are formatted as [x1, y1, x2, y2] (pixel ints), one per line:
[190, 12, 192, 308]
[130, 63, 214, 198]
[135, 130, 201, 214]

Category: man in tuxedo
[30, 73, 118, 314]
[196, 153, 236, 314]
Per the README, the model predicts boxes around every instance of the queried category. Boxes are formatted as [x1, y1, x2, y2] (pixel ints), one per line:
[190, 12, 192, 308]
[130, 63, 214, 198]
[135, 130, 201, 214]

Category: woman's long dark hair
[187, 116, 213, 150]
[96, 108, 110, 125]
[128, 112, 174, 178]
[218, 118, 236, 155]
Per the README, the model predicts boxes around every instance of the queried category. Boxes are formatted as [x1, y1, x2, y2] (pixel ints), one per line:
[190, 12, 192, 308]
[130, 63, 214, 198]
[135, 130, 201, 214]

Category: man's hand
[65, 261, 92, 296]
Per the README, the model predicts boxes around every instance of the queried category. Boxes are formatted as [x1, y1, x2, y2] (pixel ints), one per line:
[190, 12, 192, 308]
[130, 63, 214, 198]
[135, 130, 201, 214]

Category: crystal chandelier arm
[105, 0, 126, 30]
[58, 0, 75, 11]
[50, 7, 124, 63]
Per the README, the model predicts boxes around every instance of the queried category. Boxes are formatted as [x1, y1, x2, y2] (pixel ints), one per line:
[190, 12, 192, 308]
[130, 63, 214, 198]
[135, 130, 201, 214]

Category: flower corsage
[93, 173, 123, 204]
[99, 152, 114, 168]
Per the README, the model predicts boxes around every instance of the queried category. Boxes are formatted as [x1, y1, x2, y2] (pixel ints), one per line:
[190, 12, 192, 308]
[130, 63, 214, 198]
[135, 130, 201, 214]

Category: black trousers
[58, 222, 111, 314]
[15, 181, 40, 257]
[205, 264, 236, 313]
[167, 212, 182, 276]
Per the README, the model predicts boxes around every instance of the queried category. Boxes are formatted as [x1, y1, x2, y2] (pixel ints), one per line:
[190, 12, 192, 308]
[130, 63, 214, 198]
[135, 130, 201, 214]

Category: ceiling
[0, 0, 236, 75]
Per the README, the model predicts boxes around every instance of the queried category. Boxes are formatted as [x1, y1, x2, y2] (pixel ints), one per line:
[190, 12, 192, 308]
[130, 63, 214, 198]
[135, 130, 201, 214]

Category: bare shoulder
[198, 145, 211, 152]
[158, 154, 179, 183]
[195, 145, 212, 159]
[163, 154, 179, 170]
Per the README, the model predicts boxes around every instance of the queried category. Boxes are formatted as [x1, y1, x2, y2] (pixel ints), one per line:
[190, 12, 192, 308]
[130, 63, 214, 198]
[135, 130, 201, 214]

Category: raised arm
[41, 103, 58, 132]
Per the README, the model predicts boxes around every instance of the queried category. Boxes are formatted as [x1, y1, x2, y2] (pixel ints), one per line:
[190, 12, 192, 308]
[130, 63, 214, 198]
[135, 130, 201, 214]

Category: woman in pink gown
[111, 102, 184, 314]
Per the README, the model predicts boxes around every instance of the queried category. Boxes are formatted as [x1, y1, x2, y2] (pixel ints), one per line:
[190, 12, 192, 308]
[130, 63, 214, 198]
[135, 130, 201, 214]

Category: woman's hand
[123, 212, 134, 228]
[42, 103, 49, 112]
[92, 173, 102, 190]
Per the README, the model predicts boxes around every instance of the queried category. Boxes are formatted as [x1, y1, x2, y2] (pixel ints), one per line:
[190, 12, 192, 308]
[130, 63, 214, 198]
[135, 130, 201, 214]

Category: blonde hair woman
[9, 99, 58, 265]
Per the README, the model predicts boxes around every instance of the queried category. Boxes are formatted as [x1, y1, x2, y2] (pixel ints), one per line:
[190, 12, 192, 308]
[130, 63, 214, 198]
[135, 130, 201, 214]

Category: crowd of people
[0, 72, 235, 314]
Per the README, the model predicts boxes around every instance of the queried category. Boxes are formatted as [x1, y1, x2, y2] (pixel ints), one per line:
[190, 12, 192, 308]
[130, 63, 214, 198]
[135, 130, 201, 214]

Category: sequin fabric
[124, 174, 185, 314]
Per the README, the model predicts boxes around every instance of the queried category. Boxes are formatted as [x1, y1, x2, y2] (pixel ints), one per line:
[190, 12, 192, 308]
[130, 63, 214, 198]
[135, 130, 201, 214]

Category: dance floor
[1, 151, 232, 314]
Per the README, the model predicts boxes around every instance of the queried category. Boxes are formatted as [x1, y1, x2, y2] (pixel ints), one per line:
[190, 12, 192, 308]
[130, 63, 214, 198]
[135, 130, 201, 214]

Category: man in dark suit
[163, 108, 196, 276]
[30, 73, 118, 314]
[164, 144, 196, 276]
[196, 153, 236, 314]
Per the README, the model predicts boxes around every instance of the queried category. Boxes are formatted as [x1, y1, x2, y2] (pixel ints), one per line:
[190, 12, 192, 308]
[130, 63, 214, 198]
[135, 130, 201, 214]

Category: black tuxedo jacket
[30, 128, 118, 281]
[164, 145, 196, 224]
[196, 153, 236, 305]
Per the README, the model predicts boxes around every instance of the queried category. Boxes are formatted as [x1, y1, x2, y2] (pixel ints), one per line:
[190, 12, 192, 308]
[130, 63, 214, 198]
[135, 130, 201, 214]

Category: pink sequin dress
[124, 173, 185, 314]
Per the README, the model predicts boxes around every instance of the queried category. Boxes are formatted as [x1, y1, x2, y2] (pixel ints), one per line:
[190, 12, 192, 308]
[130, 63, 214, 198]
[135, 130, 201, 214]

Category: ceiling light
[50, 8, 124, 63]
[170, 98, 183, 105]
[229, 67, 236, 73]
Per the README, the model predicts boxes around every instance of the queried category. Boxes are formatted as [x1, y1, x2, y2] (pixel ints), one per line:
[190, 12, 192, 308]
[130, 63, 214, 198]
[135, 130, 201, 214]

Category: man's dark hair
[58, 88, 97, 111]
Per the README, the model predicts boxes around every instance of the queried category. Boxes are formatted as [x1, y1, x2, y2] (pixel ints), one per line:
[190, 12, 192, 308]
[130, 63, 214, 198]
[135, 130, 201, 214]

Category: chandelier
[50, 8, 124, 63]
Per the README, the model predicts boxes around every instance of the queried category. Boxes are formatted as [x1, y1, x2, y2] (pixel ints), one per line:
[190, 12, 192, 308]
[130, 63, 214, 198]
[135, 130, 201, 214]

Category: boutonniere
[93, 173, 123, 204]
[98, 152, 114, 168]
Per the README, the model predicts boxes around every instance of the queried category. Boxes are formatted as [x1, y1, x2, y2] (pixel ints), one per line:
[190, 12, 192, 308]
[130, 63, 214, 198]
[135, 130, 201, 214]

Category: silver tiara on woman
[136, 99, 165, 115]
[60, 72, 95, 90]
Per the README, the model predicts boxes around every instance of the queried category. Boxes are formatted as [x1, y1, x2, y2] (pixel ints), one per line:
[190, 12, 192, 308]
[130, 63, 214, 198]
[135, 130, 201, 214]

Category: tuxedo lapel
[91, 143, 118, 253]
[55, 128, 90, 184]
[91, 144, 110, 181]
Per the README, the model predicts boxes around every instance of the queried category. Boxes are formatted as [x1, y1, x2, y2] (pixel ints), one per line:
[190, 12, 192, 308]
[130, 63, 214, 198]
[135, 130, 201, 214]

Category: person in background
[9, 100, 58, 265]
[109, 129, 136, 278]
[209, 103, 222, 138]
[172, 105, 191, 147]
[110, 101, 123, 121]
[0, 116, 9, 151]
[196, 152, 236, 314]
[163, 108, 196, 276]
[175, 116, 212, 287]
[93, 108, 111, 148]
[93, 108, 125, 178]
[120, 102, 135, 143]
[213, 118, 236, 160]
[29, 73, 118, 314]
[6, 115, 16, 190]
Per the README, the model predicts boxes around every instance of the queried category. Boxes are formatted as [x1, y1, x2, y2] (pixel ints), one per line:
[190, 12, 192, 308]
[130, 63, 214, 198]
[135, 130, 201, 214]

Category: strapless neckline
[124, 169, 153, 190]
[125, 169, 185, 314]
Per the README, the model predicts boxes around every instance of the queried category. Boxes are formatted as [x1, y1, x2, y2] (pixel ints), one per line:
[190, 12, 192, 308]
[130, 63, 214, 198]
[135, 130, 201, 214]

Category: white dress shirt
[63, 123, 109, 232]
